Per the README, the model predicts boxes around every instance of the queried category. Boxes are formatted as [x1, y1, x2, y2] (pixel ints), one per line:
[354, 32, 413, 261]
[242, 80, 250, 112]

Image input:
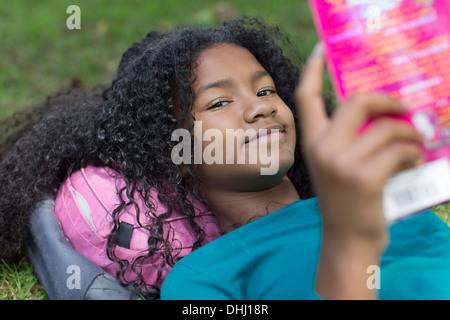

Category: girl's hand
[294, 43, 424, 299]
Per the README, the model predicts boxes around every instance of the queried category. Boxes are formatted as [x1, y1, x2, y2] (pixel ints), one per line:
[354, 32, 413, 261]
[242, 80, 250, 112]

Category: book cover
[308, 0, 450, 220]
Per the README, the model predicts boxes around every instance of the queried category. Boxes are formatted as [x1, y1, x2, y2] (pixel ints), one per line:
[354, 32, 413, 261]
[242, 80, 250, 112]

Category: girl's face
[190, 43, 297, 192]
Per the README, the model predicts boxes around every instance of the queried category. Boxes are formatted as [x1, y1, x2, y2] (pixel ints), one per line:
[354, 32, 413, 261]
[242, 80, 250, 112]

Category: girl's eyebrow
[197, 70, 271, 96]
[197, 78, 234, 96]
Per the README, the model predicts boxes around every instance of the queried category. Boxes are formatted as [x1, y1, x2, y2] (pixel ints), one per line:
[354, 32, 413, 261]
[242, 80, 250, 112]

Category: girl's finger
[344, 118, 423, 162]
[295, 43, 329, 141]
[329, 92, 409, 144]
[363, 141, 424, 182]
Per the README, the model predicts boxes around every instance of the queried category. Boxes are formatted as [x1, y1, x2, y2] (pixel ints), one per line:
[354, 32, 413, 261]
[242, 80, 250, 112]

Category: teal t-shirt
[161, 197, 450, 300]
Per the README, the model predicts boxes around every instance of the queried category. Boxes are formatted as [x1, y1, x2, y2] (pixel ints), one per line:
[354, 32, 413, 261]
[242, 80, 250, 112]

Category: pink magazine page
[309, 0, 450, 162]
[308, 0, 450, 220]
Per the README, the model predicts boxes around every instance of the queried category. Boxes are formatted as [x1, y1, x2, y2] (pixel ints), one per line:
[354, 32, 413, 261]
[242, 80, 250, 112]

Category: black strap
[117, 222, 133, 249]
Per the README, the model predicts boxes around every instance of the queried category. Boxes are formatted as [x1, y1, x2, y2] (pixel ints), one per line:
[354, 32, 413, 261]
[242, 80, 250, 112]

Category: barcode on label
[392, 183, 437, 208]
[384, 158, 450, 221]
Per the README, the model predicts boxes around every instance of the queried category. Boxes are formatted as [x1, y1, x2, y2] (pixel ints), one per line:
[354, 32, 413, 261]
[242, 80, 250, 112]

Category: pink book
[309, 0, 450, 220]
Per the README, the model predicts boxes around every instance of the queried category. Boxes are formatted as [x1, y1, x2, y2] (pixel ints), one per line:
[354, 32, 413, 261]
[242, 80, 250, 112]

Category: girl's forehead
[193, 43, 267, 88]
[196, 43, 262, 68]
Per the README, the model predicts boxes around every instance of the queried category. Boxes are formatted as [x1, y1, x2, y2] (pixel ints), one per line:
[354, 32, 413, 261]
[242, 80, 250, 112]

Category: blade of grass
[0, 258, 46, 300]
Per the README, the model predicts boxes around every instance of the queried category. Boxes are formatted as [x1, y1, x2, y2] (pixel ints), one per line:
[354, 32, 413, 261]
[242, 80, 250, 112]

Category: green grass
[0, 0, 319, 118]
[1, 0, 450, 300]
[0, 258, 46, 300]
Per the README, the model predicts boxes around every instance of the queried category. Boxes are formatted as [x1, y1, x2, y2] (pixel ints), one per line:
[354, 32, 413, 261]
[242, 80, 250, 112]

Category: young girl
[1, 17, 449, 300]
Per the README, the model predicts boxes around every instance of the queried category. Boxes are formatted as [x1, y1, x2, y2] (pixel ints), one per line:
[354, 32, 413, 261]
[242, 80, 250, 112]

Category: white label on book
[383, 157, 450, 221]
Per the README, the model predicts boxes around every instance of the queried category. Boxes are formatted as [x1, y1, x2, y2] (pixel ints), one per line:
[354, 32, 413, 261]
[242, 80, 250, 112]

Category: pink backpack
[54, 165, 221, 288]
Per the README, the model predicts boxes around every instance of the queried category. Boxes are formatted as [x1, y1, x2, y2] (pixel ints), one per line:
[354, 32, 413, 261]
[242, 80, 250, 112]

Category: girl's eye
[207, 100, 229, 110]
[257, 88, 276, 97]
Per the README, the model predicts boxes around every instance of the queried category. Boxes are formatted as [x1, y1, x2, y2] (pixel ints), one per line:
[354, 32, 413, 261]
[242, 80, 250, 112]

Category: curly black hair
[0, 17, 334, 299]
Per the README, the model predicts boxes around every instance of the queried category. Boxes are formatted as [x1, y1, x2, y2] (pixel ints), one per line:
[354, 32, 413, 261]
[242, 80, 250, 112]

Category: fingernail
[310, 42, 324, 58]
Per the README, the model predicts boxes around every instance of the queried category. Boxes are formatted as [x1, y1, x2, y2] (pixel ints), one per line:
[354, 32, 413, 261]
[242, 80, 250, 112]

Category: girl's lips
[245, 125, 285, 144]
[252, 130, 285, 144]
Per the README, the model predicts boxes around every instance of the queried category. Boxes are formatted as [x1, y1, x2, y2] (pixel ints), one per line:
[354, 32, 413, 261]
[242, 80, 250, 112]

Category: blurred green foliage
[0, 0, 320, 118]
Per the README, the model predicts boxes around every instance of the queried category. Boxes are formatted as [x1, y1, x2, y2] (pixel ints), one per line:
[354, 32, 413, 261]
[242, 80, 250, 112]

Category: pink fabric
[54, 165, 221, 287]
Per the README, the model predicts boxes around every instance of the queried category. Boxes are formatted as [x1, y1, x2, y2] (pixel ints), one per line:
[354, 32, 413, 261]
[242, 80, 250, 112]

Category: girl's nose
[243, 97, 277, 122]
